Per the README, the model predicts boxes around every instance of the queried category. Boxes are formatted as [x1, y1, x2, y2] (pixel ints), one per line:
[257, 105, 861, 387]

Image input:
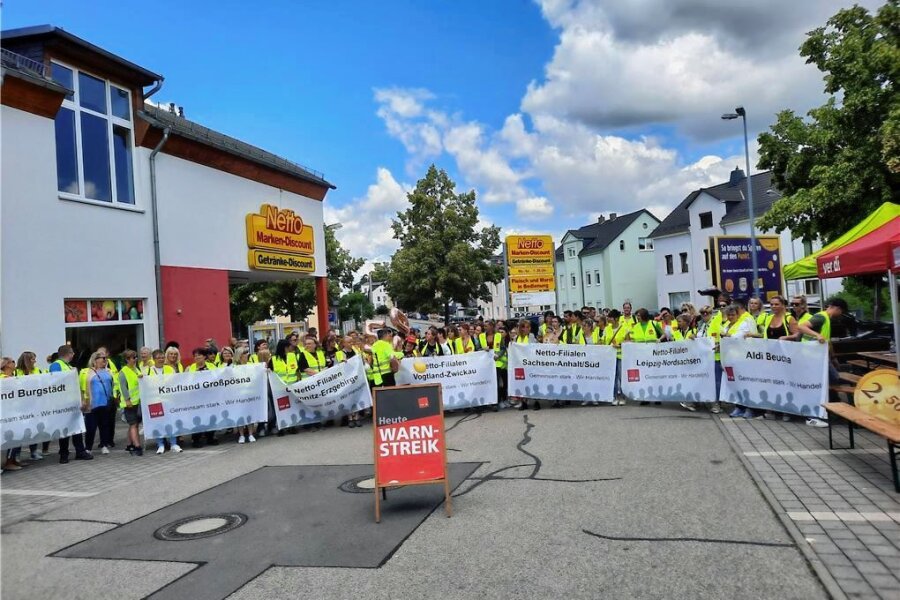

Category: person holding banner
[271, 340, 300, 384]
[249, 339, 268, 364]
[14, 352, 51, 462]
[582, 318, 601, 345]
[684, 306, 721, 414]
[720, 304, 762, 419]
[619, 302, 637, 328]
[145, 350, 182, 453]
[789, 295, 813, 327]
[50, 346, 92, 464]
[2, 357, 26, 471]
[605, 309, 628, 404]
[218, 346, 235, 367]
[763, 296, 796, 341]
[748, 297, 768, 334]
[164, 346, 184, 373]
[118, 350, 144, 456]
[188, 348, 220, 447]
[453, 324, 476, 354]
[627, 309, 662, 406]
[299, 335, 327, 379]
[514, 319, 541, 411]
[84, 351, 116, 454]
[0, 357, 13, 378]
[795, 297, 848, 428]
[562, 311, 586, 345]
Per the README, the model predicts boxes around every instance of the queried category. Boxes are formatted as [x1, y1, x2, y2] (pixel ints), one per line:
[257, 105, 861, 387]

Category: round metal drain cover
[154, 513, 247, 541]
[339, 475, 377, 494]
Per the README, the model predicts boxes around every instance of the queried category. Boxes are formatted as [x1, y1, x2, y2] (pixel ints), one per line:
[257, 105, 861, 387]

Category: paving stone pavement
[718, 417, 900, 600]
[0, 424, 228, 526]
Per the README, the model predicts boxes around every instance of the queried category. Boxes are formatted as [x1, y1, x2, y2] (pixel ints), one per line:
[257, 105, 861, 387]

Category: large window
[665, 255, 674, 275]
[51, 61, 135, 206]
[567, 247, 576, 258]
[680, 252, 689, 273]
[699, 212, 713, 229]
[638, 237, 653, 251]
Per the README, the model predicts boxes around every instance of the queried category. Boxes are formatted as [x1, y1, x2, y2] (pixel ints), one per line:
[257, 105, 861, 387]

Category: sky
[2, 0, 881, 275]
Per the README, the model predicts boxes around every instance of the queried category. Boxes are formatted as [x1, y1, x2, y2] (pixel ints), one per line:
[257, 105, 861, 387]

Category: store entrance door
[65, 324, 144, 369]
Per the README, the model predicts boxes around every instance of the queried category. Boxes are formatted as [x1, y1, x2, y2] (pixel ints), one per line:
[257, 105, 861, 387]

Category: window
[51, 61, 135, 205]
[619, 240, 625, 251]
[571, 275, 577, 288]
[665, 255, 674, 275]
[804, 280, 820, 295]
[567, 247, 576, 258]
[638, 237, 653, 251]
[802, 240, 813, 257]
[680, 252, 689, 273]
[586, 272, 592, 286]
[703, 249, 710, 271]
[699, 212, 713, 228]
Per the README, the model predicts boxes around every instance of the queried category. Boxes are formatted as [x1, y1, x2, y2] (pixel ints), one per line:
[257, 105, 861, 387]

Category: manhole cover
[338, 475, 405, 494]
[154, 513, 247, 541]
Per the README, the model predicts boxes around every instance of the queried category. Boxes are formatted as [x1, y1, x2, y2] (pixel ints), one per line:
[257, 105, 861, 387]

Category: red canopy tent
[816, 217, 900, 366]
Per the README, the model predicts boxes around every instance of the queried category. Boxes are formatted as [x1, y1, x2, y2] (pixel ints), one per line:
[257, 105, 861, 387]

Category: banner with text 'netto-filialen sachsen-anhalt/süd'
[621, 339, 716, 403]
[1, 370, 85, 450]
[720, 337, 828, 418]
[507, 342, 616, 403]
[268, 355, 372, 428]
[139, 365, 268, 439]
[396, 351, 498, 409]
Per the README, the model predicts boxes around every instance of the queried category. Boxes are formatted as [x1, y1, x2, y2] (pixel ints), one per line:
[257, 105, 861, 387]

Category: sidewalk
[718, 416, 900, 600]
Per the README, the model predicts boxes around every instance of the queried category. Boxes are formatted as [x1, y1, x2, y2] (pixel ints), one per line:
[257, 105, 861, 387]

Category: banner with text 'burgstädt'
[720, 337, 828, 418]
[1, 371, 85, 450]
[139, 365, 268, 439]
[507, 343, 616, 403]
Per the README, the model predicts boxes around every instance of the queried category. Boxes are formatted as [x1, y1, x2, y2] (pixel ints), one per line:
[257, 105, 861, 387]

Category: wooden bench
[839, 372, 861, 384]
[828, 383, 857, 399]
[824, 402, 900, 492]
[845, 359, 869, 370]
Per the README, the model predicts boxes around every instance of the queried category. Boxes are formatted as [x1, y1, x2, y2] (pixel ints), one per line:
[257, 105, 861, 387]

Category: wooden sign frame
[372, 383, 451, 523]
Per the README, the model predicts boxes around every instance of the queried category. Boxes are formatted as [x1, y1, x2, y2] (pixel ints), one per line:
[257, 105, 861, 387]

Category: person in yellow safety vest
[249, 339, 269, 364]
[619, 302, 637, 329]
[796, 296, 849, 428]
[371, 328, 398, 387]
[299, 336, 327, 379]
[13, 351, 51, 462]
[680, 306, 721, 414]
[164, 346, 185, 373]
[118, 350, 144, 456]
[46, 345, 91, 463]
[626, 308, 662, 406]
[513, 319, 542, 411]
[670, 314, 697, 341]
[494, 326, 510, 409]
[538, 310, 555, 342]
[478, 321, 502, 355]
[402, 335, 419, 359]
[762, 296, 796, 340]
[144, 350, 181, 454]
[603, 310, 629, 405]
[454, 323, 476, 354]
[187, 347, 220, 448]
[748, 297, 768, 336]
[336, 336, 354, 363]
[719, 302, 761, 419]
[0, 357, 13, 378]
[581, 318, 602, 345]
[789, 295, 813, 328]
[562, 310, 586, 345]
[271, 339, 300, 384]
[217, 346, 235, 368]
[138, 346, 154, 371]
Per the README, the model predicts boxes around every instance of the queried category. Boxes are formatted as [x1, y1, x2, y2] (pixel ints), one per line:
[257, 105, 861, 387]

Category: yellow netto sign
[248, 249, 316, 273]
[509, 275, 556, 293]
[246, 203, 315, 257]
[506, 235, 554, 266]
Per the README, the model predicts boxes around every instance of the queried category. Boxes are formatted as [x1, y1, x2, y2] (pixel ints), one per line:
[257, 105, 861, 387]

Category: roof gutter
[143, 76, 164, 101]
[150, 126, 170, 347]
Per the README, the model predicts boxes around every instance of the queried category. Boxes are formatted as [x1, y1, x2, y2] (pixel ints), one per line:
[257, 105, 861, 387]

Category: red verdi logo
[418, 396, 429, 409]
[148, 403, 164, 418]
[514, 367, 526, 380]
[276, 395, 291, 411]
[627, 369, 640, 382]
[725, 366, 735, 382]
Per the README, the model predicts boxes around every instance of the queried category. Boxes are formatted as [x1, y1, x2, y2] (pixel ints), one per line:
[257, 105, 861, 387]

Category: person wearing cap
[402, 335, 419, 358]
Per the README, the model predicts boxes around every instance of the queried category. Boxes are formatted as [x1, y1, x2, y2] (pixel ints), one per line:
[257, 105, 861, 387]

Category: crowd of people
[1, 292, 847, 473]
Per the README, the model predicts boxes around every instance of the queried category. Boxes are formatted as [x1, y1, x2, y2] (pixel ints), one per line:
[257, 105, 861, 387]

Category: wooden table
[857, 351, 898, 369]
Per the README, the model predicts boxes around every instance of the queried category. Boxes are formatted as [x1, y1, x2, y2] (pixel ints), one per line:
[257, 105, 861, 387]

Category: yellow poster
[246, 204, 315, 256]
[248, 249, 316, 273]
[509, 275, 556, 293]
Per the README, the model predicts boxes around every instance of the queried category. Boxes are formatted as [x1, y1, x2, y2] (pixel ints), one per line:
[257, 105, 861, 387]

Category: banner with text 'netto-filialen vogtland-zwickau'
[1, 370, 85, 450]
[621, 339, 716, 403]
[396, 351, 498, 409]
[507, 343, 616, 403]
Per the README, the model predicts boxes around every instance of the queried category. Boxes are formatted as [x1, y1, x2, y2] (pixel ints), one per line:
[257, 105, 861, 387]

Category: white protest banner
[1, 371, 84, 450]
[720, 337, 828, 418]
[396, 351, 497, 409]
[621, 339, 716, 403]
[507, 343, 616, 403]
[268, 355, 372, 428]
[139, 365, 268, 440]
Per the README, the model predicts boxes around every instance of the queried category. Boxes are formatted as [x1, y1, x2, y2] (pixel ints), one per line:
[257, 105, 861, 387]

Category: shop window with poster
[63, 299, 146, 368]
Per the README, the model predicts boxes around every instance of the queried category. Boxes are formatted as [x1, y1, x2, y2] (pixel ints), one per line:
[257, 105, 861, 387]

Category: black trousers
[496, 368, 507, 401]
[379, 373, 396, 387]
[58, 431, 87, 457]
[83, 406, 112, 450]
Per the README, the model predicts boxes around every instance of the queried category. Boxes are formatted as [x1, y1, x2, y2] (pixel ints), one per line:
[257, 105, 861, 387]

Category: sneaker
[581, 401, 589, 406]
[74, 452, 93, 461]
[101, 447, 110, 455]
[248, 434, 256, 443]
[2, 462, 22, 471]
[135, 447, 143, 456]
[30, 451, 44, 460]
[806, 418, 828, 428]
[171, 444, 183, 453]
[238, 435, 246, 444]
[618, 399, 627, 406]
[680, 402, 697, 412]
[729, 407, 744, 418]
[763, 412, 777, 420]
[256, 429, 266, 438]
[743, 409, 762, 419]
[59, 455, 70, 464]
[156, 446, 165, 455]
[782, 414, 792, 422]
[710, 402, 722, 414]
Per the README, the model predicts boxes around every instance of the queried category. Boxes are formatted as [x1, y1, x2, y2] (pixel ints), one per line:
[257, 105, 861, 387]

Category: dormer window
[51, 61, 135, 206]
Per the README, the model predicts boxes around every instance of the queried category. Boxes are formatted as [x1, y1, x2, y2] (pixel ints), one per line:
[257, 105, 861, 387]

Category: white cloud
[516, 196, 554, 220]
[325, 167, 409, 265]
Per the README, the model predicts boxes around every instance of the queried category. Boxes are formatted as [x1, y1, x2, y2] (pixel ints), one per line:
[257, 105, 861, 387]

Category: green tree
[230, 226, 365, 330]
[337, 292, 375, 325]
[375, 304, 390, 316]
[757, 1, 899, 243]
[387, 165, 503, 323]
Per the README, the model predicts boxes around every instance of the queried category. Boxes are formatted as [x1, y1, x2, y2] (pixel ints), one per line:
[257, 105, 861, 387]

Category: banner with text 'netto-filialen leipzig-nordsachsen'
[139, 365, 268, 440]
[396, 351, 498, 409]
[1, 371, 85, 450]
[720, 337, 828, 418]
[268, 355, 372, 428]
[507, 343, 616, 403]
[621, 339, 716, 403]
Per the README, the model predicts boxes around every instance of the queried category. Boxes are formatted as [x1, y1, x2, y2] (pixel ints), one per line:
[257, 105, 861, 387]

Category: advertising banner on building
[373, 383, 447, 486]
[720, 338, 828, 418]
[710, 235, 783, 301]
[0, 371, 85, 451]
[267, 355, 372, 428]
[621, 339, 716, 403]
[139, 365, 268, 440]
[507, 343, 616, 403]
[396, 352, 497, 409]
[506, 234, 556, 307]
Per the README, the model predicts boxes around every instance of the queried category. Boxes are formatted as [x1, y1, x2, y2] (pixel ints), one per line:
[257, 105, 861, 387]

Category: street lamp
[721, 106, 759, 299]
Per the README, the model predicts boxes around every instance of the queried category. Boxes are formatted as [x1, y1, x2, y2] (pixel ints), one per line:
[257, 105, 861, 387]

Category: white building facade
[650, 169, 832, 309]
[555, 209, 661, 313]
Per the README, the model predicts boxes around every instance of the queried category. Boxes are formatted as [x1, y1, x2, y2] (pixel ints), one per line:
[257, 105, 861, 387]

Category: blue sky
[3, 0, 873, 268]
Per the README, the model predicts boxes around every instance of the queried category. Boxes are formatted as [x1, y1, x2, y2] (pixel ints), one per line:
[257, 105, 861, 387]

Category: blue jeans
[714, 361, 723, 402]
[615, 358, 622, 396]
[156, 436, 176, 448]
